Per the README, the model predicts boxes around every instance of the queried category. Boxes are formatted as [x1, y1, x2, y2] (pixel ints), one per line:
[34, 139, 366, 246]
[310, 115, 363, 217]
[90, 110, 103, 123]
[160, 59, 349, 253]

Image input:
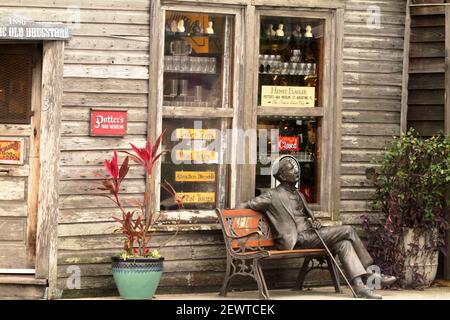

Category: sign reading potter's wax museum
[0, 15, 72, 40]
[261, 86, 315, 107]
[90, 109, 128, 137]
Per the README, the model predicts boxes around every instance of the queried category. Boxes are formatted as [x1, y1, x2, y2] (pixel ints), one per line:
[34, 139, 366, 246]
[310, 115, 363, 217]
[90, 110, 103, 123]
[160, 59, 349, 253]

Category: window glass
[0, 54, 32, 124]
[256, 118, 319, 203]
[163, 11, 233, 108]
[161, 118, 227, 210]
[258, 16, 324, 108]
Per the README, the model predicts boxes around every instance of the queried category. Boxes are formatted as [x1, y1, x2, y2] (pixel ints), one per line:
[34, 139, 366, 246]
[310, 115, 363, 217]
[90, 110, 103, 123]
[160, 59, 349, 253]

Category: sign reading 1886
[0, 15, 71, 40]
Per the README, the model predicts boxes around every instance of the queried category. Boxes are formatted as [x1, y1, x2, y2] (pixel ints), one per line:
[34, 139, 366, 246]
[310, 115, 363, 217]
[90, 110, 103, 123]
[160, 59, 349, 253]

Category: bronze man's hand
[311, 219, 322, 230]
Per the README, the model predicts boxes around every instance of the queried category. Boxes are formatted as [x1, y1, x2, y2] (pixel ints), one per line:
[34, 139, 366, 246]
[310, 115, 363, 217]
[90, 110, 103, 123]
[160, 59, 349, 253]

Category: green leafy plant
[362, 129, 450, 288]
[100, 131, 184, 259]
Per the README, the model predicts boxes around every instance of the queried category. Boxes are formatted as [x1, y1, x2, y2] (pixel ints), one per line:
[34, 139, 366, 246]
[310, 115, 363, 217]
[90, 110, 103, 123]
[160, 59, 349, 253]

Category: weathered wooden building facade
[0, 0, 447, 299]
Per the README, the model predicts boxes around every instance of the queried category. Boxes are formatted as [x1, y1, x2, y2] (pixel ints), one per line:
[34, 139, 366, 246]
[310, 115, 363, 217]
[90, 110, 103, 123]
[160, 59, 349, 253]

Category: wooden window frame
[249, 7, 343, 220]
[150, 3, 244, 223]
[149, 1, 344, 223]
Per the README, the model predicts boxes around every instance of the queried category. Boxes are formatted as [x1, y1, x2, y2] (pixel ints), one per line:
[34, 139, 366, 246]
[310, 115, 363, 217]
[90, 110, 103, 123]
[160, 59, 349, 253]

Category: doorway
[0, 43, 41, 271]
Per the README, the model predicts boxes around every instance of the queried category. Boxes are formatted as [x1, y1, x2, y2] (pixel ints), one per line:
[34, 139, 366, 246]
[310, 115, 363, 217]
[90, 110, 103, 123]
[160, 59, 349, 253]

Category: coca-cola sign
[278, 136, 300, 151]
[90, 109, 127, 136]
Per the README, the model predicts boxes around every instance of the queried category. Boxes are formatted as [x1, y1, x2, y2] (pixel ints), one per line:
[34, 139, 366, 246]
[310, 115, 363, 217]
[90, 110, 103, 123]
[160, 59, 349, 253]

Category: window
[159, 8, 238, 212]
[161, 118, 226, 210]
[151, 5, 340, 220]
[254, 10, 336, 216]
[0, 53, 32, 124]
[258, 16, 324, 108]
[256, 117, 319, 203]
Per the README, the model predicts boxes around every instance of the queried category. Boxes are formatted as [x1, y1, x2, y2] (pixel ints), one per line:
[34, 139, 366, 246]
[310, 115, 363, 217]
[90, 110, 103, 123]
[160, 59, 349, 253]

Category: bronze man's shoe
[354, 285, 382, 300]
[373, 273, 397, 287]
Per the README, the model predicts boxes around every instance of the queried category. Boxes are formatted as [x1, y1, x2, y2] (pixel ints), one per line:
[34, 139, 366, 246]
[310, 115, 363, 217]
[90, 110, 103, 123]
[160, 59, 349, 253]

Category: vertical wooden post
[35, 41, 64, 299]
[444, 5, 450, 280]
[332, 8, 344, 221]
[27, 45, 42, 266]
[238, 4, 257, 204]
[400, 0, 411, 135]
[445, 6, 450, 137]
[148, 0, 163, 215]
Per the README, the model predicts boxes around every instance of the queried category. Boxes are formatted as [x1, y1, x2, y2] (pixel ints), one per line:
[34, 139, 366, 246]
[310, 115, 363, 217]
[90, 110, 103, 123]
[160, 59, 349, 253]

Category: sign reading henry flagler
[0, 15, 71, 40]
[261, 85, 315, 107]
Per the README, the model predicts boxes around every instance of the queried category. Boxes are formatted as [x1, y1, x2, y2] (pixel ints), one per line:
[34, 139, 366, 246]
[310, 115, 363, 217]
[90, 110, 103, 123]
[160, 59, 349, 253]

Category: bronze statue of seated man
[238, 156, 396, 299]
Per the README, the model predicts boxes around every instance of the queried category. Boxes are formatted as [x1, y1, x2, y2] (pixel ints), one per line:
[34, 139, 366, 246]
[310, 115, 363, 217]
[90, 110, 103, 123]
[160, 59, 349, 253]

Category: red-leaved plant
[100, 131, 184, 259]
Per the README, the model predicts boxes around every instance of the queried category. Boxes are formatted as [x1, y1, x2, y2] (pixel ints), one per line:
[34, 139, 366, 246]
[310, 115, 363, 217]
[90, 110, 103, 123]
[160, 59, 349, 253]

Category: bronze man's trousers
[296, 225, 374, 281]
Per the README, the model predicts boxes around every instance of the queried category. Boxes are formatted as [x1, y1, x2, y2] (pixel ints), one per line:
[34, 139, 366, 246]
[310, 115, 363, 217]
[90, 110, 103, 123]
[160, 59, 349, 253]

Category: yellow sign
[175, 171, 216, 182]
[175, 129, 217, 140]
[175, 150, 218, 162]
[178, 192, 215, 203]
[261, 86, 315, 107]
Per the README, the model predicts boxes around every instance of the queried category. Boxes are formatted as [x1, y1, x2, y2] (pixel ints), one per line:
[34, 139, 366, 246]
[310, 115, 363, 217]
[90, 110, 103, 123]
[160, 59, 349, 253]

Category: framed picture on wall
[0, 137, 25, 165]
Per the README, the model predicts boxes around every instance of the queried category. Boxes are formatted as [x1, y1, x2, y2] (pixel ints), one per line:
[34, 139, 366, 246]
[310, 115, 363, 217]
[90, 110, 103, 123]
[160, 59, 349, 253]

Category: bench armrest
[227, 230, 263, 240]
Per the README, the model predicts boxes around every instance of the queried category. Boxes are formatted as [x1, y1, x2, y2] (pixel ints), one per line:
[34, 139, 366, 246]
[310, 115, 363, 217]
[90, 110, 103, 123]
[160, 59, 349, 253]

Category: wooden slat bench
[216, 208, 342, 299]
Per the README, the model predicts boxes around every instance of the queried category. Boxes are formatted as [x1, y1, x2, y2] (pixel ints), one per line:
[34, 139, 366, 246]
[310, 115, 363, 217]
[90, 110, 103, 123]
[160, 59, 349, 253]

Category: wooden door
[0, 44, 41, 270]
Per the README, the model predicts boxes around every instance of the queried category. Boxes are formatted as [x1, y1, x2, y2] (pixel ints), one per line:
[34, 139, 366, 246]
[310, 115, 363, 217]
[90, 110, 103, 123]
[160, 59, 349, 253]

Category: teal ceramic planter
[111, 256, 164, 300]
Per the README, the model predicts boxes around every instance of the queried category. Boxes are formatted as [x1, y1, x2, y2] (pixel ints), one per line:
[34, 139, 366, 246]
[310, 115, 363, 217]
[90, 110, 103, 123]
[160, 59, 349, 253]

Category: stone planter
[401, 228, 439, 287]
[111, 256, 164, 299]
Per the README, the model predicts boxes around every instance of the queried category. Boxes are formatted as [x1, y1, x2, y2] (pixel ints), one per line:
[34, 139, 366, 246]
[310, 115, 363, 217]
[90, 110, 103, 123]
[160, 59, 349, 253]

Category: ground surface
[75, 284, 450, 300]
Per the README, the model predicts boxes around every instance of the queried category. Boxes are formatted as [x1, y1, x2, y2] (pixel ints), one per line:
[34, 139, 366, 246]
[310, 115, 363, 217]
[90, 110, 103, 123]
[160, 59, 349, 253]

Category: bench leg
[326, 255, 343, 294]
[253, 259, 270, 300]
[294, 256, 311, 291]
[219, 255, 233, 297]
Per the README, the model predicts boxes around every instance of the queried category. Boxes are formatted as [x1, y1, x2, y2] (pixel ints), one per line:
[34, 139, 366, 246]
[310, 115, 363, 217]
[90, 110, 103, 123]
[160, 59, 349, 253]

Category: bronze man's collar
[280, 183, 298, 194]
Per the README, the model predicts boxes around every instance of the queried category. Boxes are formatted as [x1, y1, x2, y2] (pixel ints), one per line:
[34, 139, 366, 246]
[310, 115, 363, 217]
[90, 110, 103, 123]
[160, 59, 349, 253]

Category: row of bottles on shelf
[259, 54, 316, 76]
[164, 55, 216, 74]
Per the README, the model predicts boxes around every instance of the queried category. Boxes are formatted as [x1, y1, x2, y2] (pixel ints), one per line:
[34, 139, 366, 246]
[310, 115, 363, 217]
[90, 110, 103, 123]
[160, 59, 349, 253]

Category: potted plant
[100, 132, 184, 299]
[363, 129, 449, 288]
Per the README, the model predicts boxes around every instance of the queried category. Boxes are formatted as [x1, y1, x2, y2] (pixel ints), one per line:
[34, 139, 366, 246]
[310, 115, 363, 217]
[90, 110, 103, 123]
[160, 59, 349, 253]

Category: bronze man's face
[278, 159, 300, 184]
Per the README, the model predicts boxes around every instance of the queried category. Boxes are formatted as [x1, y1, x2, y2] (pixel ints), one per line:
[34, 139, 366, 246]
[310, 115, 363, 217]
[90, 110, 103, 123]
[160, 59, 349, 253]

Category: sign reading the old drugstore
[0, 15, 72, 40]
[90, 109, 128, 137]
[261, 86, 315, 107]
[0, 138, 24, 165]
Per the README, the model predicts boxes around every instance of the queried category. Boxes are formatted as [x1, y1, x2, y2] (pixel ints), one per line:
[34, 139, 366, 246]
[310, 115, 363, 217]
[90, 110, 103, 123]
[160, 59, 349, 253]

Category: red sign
[278, 136, 300, 151]
[90, 109, 127, 136]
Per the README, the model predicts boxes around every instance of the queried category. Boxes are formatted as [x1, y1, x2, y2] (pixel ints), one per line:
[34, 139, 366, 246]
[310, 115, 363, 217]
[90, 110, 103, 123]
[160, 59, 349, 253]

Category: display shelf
[165, 32, 218, 38]
[164, 70, 216, 75]
[162, 102, 218, 108]
[259, 72, 316, 76]
[164, 56, 217, 74]
[260, 35, 294, 41]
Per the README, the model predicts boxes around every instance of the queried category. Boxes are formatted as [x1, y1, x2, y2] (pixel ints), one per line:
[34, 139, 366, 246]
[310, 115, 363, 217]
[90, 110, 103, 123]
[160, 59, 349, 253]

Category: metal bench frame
[216, 208, 342, 299]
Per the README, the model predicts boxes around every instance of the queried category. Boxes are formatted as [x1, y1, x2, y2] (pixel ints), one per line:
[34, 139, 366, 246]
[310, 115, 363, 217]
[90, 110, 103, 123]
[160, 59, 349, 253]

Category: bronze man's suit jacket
[240, 185, 313, 250]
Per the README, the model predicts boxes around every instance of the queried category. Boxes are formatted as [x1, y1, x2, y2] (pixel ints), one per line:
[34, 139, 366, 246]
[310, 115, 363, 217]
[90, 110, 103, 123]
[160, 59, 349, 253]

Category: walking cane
[306, 217, 358, 298]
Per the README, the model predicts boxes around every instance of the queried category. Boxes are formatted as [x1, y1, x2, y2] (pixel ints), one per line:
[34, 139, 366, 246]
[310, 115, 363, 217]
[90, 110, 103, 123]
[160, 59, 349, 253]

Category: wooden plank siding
[339, 0, 406, 228]
[0, 0, 408, 297]
[407, 6, 446, 136]
[54, 3, 149, 297]
[56, 0, 407, 297]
